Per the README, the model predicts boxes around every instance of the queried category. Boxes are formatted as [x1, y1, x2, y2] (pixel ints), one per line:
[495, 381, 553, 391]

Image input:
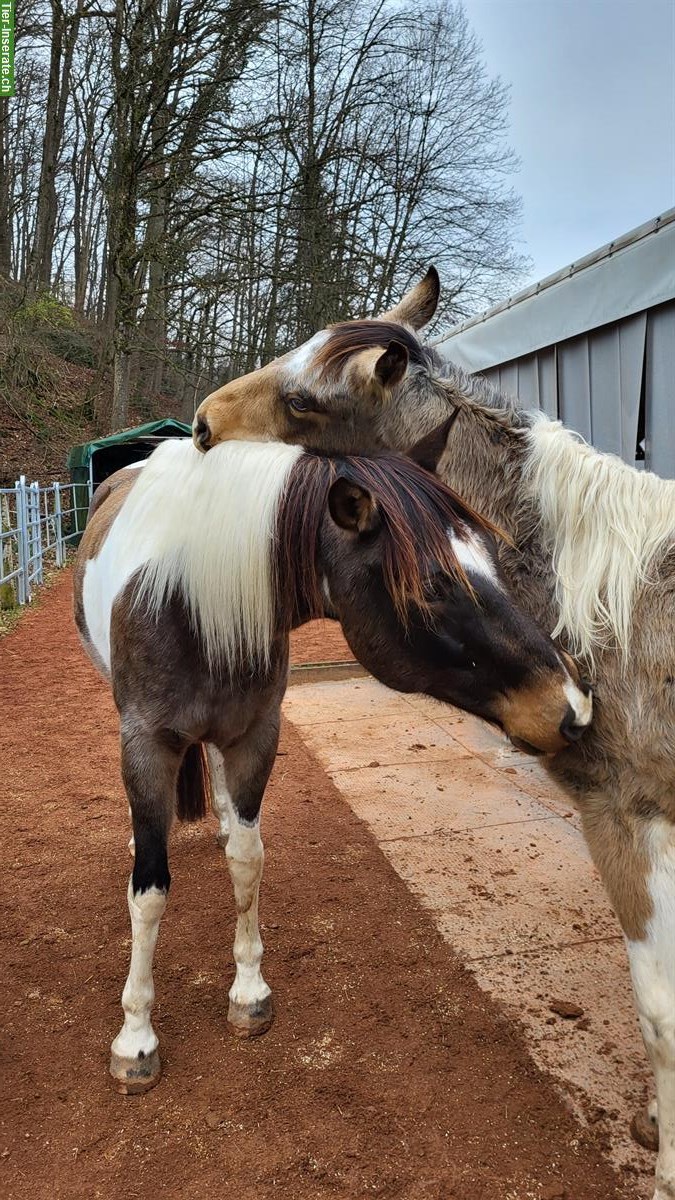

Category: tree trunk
[0, 105, 11, 278]
[112, 349, 131, 429]
[27, 1, 83, 292]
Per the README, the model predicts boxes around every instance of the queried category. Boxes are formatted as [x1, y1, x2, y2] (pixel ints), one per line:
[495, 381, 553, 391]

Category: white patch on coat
[111, 880, 166, 1062]
[81, 438, 304, 672]
[524, 413, 675, 663]
[626, 821, 675, 1198]
[206, 743, 230, 843]
[285, 329, 330, 376]
[123, 461, 146, 471]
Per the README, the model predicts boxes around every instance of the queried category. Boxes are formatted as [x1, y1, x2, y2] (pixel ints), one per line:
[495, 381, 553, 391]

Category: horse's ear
[408, 410, 460, 473]
[378, 266, 440, 330]
[328, 478, 381, 535]
[374, 340, 408, 389]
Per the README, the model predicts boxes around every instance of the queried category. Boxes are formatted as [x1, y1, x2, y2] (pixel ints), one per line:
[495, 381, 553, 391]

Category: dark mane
[315, 320, 433, 376]
[275, 449, 502, 628]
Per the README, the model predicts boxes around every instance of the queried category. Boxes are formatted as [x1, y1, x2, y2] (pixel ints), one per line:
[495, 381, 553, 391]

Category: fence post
[30, 482, 44, 585]
[15, 477, 28, 604]
[54, 482, 64, 567]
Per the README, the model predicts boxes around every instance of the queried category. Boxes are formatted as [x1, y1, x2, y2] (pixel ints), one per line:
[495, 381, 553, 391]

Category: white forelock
[126, 438, 303, 670]
[524, 414, 675, 664]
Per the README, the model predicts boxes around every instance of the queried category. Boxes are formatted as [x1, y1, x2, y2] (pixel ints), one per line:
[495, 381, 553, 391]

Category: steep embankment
[0, 287, 169, 485]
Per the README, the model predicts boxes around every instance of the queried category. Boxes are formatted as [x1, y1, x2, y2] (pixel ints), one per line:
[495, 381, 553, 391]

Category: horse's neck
[385, 367, 560, 633]
[385, 366, 524, 532]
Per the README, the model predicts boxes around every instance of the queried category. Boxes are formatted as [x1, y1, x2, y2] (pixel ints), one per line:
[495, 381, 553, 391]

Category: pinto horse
[74, 433, 590, 1095]
[195, 270, 675, 1200]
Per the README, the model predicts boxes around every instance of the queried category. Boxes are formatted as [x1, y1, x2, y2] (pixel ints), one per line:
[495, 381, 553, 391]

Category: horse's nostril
[560, 704, 587, 743]
[194, 416, 211, 450]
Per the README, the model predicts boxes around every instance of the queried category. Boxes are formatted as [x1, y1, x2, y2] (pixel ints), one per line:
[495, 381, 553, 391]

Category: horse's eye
[286, 393, 311, 415]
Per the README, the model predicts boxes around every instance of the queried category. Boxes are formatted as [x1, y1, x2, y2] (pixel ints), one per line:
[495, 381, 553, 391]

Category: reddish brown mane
[314, 320, 430, 376]
[275, 450, 503, 627]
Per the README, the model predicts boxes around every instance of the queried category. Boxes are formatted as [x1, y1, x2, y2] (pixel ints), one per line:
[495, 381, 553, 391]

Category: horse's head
[192, 271, 441, 454]
[281, 431, 592, 756]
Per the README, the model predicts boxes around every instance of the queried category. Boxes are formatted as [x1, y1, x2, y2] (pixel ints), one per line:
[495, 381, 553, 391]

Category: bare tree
[4, 0, 528, 431]
[27, 0, 85, 292]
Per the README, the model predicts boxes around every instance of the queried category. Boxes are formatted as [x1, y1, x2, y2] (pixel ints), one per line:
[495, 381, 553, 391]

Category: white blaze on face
[285, 329, 330, 377]
[450, 529, 501, 587]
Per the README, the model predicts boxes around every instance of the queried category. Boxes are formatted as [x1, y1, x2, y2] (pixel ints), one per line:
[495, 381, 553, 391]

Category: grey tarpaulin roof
[435, 209, 675, 374]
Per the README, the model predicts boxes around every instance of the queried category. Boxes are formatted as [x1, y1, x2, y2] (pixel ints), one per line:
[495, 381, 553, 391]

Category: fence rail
[0, 477, 90, 608]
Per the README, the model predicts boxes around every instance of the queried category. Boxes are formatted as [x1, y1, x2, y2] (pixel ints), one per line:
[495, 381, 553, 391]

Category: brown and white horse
[195, 270, 675, 1200]
[74, 434, 590, 1094]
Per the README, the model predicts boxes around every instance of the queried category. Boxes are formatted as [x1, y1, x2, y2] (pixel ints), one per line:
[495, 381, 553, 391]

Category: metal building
[435, 209, 675, 476]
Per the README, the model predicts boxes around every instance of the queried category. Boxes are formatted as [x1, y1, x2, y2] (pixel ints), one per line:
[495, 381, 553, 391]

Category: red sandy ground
[290, 618, 352, 665]
[0, 574, 629, 1199]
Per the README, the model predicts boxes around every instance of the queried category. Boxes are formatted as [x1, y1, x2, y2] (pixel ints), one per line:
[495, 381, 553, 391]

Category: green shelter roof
[67, 419, 191, 470]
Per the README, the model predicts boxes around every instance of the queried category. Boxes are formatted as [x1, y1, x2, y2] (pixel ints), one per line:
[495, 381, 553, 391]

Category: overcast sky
[462, 0, 675, 285]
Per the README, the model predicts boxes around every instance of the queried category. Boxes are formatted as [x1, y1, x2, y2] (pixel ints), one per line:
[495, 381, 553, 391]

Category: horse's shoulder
[76, 467, 142, 576]
[88, 464, 145, 521]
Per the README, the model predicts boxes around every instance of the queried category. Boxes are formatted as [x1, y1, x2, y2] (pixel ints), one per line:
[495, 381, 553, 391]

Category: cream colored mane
[524, 414, 675, 664]
[128, 438, 304, 670]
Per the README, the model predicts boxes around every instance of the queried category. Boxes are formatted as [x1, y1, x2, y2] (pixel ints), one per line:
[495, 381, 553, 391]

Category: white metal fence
[0, 477, 89, 607]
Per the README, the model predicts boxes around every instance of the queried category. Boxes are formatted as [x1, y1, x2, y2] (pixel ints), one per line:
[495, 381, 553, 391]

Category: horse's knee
[226, 825, 263, 895]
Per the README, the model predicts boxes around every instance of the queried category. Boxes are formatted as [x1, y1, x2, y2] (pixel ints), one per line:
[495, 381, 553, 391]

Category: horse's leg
[214, 712, 279, 1038]
[581, 794, 675, 1199]
[206, 742, 230, 847]
[625, 831, 675, 1200]
[109, 727, 179, 1094]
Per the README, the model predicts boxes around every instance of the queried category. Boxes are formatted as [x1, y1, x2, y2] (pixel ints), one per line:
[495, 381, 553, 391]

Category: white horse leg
[110, 878, 166, 1093]
[226, 811, 272, 1036]
[211, 716, 279, 1038]
[626, 832, 675, 1200]
[128, 804, 135, 856]
[206, 742, 230, 846]
[110, 727, 175, 1093]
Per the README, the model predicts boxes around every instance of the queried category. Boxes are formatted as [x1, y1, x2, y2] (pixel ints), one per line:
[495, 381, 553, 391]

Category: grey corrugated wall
[479, 300, 675, 477]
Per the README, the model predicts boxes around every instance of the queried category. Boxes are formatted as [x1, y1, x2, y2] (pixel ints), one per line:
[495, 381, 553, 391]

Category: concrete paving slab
[385, 819, 618, 960]
[296, 711, 466, 772]
[283, 675, 413, 724]
[283, 676, 653, 1187]
[332, 759, 558, 840]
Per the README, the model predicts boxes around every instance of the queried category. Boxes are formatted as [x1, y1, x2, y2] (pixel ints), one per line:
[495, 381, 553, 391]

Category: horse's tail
[176, 742, 210, 822]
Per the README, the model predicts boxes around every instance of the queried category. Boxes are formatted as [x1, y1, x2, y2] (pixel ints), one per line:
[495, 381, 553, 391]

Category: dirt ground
[290, 618, 353, 665]
[0, 573, 628, 1199]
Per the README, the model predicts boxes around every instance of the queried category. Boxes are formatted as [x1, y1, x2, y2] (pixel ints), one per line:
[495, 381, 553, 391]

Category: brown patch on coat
[87, 465, 144, 520]
[577, 792, 654, 941]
